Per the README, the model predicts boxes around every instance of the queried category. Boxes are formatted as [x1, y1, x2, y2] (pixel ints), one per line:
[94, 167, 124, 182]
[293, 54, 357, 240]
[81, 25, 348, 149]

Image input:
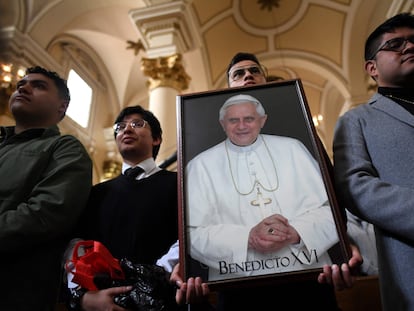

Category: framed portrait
[176, 79, 351, 290]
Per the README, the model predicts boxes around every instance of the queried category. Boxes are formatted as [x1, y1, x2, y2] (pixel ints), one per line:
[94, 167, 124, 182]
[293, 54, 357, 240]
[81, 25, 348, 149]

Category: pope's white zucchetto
[223, 94, 261, 106]
[219, 94, 265, 120]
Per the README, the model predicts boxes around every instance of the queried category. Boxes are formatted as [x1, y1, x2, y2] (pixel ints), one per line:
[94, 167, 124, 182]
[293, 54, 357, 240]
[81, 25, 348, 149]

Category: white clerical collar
[122, 157, 161, 177]
[226, 135, 264, 153]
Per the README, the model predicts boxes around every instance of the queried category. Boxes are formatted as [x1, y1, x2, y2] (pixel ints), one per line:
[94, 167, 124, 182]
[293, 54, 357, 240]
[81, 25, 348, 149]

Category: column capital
[141, 53, 191, 91]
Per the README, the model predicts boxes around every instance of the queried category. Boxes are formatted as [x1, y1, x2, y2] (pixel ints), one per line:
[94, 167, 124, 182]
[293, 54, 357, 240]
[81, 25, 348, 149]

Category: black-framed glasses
[369, 35, 414, 59]
[228, 65, 265, 81]
[113, 119, 147, 134]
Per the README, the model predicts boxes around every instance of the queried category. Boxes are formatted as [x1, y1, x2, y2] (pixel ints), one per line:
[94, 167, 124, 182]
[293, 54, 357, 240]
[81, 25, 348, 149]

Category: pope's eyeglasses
[228, 65, 264, 81]
[369, 35, 414, 59]
[113, 119, 147, 134]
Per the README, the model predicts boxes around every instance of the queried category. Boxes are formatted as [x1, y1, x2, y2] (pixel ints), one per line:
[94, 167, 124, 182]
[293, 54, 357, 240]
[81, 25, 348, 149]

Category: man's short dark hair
[26, 66, 70, 102]
[365, 12, 414, 60]
[114, 105, 162, 159]
[226, 52, 261, 77]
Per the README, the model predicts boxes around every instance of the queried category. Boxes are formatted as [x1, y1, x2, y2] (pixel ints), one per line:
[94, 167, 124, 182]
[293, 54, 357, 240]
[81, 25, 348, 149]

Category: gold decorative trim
[102, 159, 122, 181]
[141, 53, 191, 91]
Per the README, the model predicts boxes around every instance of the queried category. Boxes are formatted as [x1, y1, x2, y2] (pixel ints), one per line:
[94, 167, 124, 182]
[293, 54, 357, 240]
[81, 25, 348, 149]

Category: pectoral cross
[250, 187, 272, 214]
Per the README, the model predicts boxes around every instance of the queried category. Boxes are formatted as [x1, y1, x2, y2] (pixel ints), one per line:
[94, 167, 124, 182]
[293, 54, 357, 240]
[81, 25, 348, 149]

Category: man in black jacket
[67, 105, 179, 310]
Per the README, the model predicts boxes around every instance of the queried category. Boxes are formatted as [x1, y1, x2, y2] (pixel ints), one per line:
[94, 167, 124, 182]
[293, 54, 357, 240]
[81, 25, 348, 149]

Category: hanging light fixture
[0, 62, 25, 116]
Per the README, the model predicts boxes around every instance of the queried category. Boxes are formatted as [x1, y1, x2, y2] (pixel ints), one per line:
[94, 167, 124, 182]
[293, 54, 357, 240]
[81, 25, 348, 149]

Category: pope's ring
[268, 227, 274, 234]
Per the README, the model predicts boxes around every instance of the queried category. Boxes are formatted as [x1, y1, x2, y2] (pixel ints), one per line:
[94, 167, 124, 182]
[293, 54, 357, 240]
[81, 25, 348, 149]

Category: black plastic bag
[94, 258, 178, 311]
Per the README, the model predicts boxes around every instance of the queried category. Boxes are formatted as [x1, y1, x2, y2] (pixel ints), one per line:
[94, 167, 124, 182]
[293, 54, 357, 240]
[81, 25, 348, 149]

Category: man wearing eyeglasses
[227, 58, 267, 86]
[334, 12, 414, 311]
[65, 105, 180, 310]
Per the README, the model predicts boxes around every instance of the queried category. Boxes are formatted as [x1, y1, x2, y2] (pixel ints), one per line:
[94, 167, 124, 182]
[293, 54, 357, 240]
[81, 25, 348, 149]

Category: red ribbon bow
[66, 240, 125, 290]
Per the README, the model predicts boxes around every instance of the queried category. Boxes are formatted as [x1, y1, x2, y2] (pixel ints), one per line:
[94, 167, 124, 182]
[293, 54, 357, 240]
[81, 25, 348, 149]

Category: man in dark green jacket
[0, 66, 92, 310]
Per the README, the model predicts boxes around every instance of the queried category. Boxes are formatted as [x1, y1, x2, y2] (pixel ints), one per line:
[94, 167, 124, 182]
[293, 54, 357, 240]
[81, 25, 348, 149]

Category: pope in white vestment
[186, 94, 339, 281]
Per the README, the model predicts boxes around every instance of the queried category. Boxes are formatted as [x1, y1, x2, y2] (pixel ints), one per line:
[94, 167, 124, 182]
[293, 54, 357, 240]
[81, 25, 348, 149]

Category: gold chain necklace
[387, 94, 414, 105]
[225, 135, 279, 196]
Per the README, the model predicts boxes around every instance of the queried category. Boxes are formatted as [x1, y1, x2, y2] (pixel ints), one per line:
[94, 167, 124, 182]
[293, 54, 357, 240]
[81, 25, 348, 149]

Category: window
[66, 69, 92, 128]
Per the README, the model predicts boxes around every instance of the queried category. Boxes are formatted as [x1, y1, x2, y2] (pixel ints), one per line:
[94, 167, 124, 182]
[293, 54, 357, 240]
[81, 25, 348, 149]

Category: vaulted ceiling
[1, 0, 412, 182]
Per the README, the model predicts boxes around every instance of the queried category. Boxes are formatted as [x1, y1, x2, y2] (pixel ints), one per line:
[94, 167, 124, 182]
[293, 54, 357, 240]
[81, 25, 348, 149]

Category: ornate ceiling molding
[130, 0, 200, 58]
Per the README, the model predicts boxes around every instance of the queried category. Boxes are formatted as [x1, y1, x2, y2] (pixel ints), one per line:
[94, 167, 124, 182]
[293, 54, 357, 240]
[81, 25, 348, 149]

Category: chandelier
[0, 63, 26, 116]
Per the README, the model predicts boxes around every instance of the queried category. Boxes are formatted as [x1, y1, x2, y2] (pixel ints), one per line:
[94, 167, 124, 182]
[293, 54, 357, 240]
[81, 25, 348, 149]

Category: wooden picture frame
[176, 79, 350, 290]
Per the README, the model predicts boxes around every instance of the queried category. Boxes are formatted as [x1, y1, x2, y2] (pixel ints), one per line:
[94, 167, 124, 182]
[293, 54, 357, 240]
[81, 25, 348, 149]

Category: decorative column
[130, 0, 199, 166]
[141, 53, 190, 162]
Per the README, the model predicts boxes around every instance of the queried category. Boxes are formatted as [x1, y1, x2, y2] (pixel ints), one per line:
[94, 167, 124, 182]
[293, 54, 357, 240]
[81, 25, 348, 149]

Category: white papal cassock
[186, 134, 339, 281]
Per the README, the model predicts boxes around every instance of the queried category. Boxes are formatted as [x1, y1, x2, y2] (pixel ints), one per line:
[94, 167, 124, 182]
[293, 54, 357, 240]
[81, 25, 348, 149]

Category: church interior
[2, 0, 411, 310]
